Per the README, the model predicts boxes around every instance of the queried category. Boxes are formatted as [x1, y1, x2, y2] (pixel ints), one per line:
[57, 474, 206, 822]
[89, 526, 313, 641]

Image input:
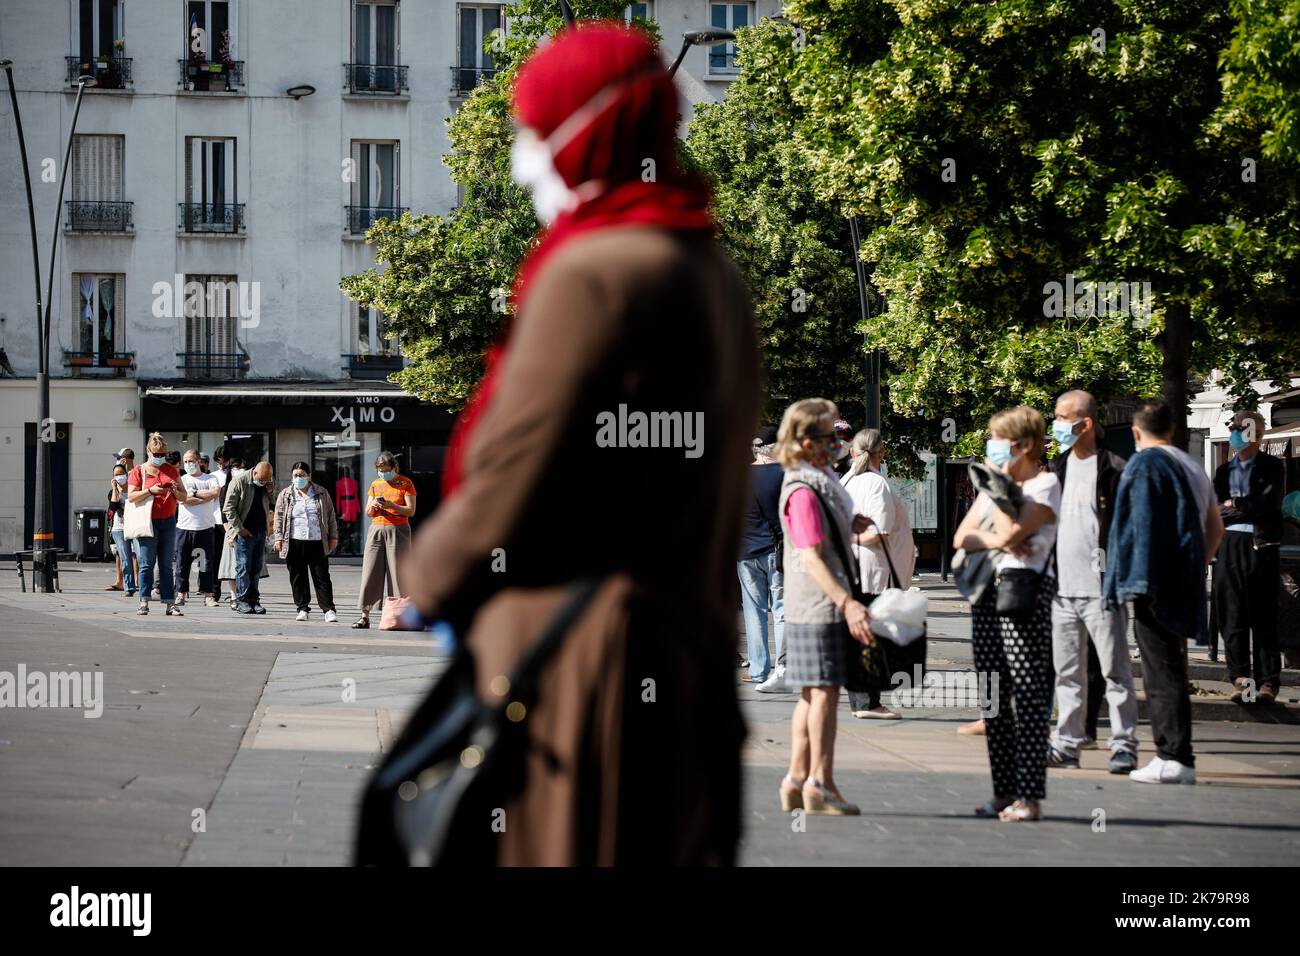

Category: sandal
[975, 796, 1014, 818]
[998, 799, 1041, 822]
[351, 617, 369, 629]
[779, 774, 805, 811]
[166, 604, 184, 616]
[802, 779, 860, 816]
[105, 583, 123, 591]
[136, 602, 149, 616]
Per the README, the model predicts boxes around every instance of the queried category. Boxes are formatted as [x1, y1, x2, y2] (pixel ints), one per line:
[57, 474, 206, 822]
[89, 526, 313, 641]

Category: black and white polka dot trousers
[971, 581, 1054, 802]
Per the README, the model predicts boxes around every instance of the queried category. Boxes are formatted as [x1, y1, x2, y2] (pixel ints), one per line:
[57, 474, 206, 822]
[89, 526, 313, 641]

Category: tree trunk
[1161, 299, 1193, 450]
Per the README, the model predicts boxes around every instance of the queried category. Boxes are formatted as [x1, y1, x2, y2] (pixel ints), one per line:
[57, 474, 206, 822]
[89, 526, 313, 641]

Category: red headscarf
[441, 22, 715, 497]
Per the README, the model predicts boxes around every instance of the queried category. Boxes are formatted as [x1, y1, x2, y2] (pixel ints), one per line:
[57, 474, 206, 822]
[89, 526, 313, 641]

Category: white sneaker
[1130, 756, 1196, 785]
[324, 610, 338, 623]
[755, 666, 789, 694]
[295, 610, 308, 622]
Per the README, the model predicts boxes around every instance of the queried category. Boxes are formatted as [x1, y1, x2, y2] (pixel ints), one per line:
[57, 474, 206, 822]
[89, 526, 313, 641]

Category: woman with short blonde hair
[775, 399, 876, 815]
[126, 432, 193, 615]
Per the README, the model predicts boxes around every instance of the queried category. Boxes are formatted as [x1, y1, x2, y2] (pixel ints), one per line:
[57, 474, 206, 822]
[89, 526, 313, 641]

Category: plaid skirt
[784, 620, 847, 689]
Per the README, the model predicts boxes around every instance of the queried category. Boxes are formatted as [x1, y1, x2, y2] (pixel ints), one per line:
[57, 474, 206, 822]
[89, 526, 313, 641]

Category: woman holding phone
[352, 451, 416, 628]
[126, 432, 192, 616]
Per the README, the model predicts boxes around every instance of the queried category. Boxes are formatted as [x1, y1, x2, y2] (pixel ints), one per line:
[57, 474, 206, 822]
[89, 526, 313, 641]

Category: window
[348, 140, 401, 232]
[352, 0, 400, 92]
[77, 0, 123, 62]
[185, 0, 234, 60]
[72, 273, 124, 365]
[182, 274, 241, 378]
[69, 134, 129, 231]
[625, 2, 653, 24]
[352, 304, 398, 358]
[455, 4, 503, 94]
[183, 136, 240, 232]
[708, 2, 750, 74]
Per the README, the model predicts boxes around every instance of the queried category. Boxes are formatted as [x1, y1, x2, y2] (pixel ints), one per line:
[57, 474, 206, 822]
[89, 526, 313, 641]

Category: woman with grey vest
[775, 399, 876, 816]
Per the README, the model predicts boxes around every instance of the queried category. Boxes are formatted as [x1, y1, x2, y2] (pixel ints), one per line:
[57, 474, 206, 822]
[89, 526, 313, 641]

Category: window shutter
[107, 135, 123, 202]
[184, 137, 195, 205]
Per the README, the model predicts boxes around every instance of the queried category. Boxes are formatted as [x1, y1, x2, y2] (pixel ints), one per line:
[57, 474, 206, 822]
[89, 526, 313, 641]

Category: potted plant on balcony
[104, 39, 125, 89]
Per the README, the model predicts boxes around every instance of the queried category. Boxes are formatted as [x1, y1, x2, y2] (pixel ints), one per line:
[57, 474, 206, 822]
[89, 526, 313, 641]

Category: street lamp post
[2, 61, 96, 591]
[669, 29, 735, 77]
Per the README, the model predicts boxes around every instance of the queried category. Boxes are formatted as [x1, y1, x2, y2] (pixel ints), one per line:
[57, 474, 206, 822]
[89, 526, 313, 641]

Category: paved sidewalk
[2, 566, 1298, 865]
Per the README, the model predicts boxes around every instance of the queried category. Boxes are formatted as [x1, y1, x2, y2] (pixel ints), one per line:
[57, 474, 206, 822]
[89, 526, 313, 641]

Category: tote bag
[124, 495, 154, 540]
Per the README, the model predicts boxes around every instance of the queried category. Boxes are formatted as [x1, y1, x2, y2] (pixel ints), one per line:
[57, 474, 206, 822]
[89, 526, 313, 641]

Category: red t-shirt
[130, 463, 181, 520]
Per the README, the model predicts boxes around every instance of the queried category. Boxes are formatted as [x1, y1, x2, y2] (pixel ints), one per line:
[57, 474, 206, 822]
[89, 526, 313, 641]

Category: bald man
[1047, 390, 1140, 774]
[223, 460, 274, 614]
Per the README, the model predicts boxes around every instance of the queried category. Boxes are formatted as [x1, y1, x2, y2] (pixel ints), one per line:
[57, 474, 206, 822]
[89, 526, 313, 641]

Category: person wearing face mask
[951, 407, 1060, 821]
[126, 433, 194, 616]
[841, 427, 915, 719]
[353, 451, 416, 629]
[1046, 390, 1139, 774]
[368, 23, 760, 866]
[216, 457, 244, 607]
[223, 460, 275, 615]
[1212, 410, 1285, 703]
[830, 419, 854, 478]
[106, 462, 134, 595]
[173, 449, 223, 607]
[273, 462, 339, 623]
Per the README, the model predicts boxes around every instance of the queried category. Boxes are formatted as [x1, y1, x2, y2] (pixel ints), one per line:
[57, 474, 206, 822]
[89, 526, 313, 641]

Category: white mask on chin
[510, 129, 578, 226]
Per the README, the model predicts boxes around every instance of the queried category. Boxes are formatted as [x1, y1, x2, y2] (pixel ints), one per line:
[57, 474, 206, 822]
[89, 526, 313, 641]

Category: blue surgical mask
[1228, 429, 1248, 452]
[985, 438, 1015, 467]
[378, 470, 394, 482]
[114, 475, 128, 486]
[185, 462, 200, 475]
[252, 478, 265, 487]
[293, 476, 309, 489]
[1052, 418, 1080, 451]
[150, 455, 166, 466]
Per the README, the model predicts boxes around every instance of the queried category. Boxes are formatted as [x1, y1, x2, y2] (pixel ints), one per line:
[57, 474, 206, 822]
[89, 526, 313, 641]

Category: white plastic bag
[867, 588, 928, 645]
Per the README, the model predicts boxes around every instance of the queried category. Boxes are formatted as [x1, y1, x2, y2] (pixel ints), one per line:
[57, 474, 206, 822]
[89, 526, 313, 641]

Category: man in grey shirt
[1047, 391, 1139, 774]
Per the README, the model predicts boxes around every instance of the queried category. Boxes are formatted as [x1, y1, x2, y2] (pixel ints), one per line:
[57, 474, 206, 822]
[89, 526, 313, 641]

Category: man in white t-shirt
[174, 449, 223, 607]
[1046, 391, 1139, 774]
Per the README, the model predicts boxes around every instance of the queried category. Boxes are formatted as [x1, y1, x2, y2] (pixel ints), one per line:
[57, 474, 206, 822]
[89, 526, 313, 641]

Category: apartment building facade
[0, 0, 779, 556]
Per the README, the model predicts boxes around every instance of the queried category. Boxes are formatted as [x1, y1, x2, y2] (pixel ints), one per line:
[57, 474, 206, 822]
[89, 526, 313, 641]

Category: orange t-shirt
[368, 475, 416, 526]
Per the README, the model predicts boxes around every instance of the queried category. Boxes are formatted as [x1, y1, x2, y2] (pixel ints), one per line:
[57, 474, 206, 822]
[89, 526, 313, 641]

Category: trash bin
[74, 507, 108, 562]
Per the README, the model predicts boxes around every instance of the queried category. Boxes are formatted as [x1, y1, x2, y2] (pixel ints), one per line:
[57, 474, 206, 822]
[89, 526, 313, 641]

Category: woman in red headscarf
[395, 22, 759, 865]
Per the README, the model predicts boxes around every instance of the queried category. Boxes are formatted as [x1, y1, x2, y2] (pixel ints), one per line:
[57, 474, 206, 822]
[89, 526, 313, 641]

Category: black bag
[995, 567, 1042, 619]
[354, 577, 603, 867]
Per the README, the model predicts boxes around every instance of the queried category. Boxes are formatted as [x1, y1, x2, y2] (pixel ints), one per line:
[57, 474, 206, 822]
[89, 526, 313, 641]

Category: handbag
[123, 495, 154, 540]
[355, 577, 604, 866]
[995, 567, 1042, 618]
[378, 596, 420, 631]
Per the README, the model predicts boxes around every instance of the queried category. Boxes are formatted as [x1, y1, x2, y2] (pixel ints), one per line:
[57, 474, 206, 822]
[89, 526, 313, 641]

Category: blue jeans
[738, 551, 785, 682]
[135, 515, 177, 604]
[235, 531, 266, 606]
[111, 527, 136, 593]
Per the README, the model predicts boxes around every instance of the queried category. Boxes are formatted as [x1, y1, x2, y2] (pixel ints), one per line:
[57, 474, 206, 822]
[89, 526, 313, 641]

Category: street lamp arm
[42, 77, 94, 371]
[1, 62, 44, 374]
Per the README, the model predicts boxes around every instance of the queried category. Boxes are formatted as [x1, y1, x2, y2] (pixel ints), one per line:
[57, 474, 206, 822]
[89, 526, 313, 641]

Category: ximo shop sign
[332, 398, 397, 439]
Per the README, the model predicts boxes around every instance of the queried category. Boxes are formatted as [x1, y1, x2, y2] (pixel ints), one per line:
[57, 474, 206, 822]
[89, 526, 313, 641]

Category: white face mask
[510, 129, 578, 226]
[231, 468, 245, 479]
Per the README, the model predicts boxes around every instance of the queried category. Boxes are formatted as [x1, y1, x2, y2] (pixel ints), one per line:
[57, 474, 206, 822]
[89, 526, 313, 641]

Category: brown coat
[404, 227, 759, 865]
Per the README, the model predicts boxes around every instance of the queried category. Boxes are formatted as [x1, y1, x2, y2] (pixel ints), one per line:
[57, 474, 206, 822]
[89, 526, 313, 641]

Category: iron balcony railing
[450, 65, 498, 96]
[176, 349, 250, 380]
[65, 200, 133, 232]
[178, 58, 245, 91]
[345, 205, 407, 235]
[342, 352, 403, 380]
[343, 62, 409, 94]
[63, 349, 135, 373]
[178, 202, 246, 234]
[66, 55, 132, 89]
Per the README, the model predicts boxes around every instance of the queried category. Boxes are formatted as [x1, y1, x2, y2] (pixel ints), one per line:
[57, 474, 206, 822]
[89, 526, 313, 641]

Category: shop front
[141, 382, 457, 556]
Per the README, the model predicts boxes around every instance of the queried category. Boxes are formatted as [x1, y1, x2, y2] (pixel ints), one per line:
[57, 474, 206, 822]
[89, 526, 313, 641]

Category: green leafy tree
[340, 0, 650, 408]
[781, 0, 1300, 452]
[684, 20, 865, 428]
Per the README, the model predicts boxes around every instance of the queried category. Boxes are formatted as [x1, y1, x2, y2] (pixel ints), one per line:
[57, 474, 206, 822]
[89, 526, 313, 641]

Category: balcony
[342, 352, 403, 380]
[63, 349, 135, 377]
[179, 202, 246, 235]
[343, 63, 409, 95]
[65, 201, 133, 233]
[450, 66, 498, 97]
[345, 205, 407, 235]
[177, 349, 250, 381]
[178, 58, 245, 92]
[66, 55, 132, 90]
